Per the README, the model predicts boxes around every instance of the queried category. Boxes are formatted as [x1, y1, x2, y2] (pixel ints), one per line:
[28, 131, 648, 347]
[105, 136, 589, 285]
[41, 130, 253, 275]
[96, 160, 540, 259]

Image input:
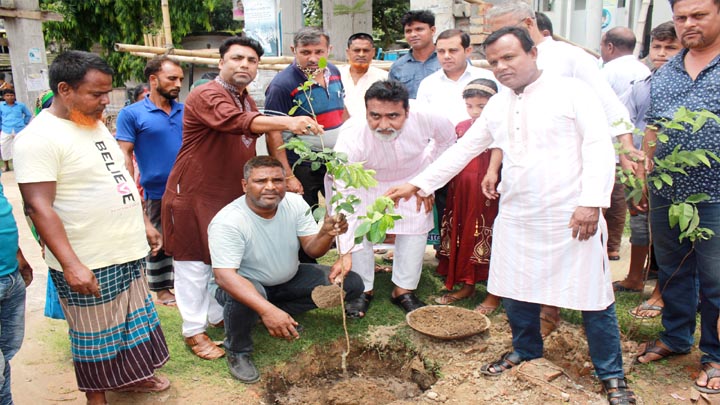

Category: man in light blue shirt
[0, 89, 31, 172]
[388, 10, 441, 99]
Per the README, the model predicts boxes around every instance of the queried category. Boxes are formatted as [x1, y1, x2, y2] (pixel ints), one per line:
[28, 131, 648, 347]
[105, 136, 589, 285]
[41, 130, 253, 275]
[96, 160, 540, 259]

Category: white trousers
[0, 130, 15, 161]
[174, 260, 224, 337]
[351, 233, 427, 291]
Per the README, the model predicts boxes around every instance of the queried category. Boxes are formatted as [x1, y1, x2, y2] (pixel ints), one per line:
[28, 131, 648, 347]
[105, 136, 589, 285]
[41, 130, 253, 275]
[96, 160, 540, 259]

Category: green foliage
[372, 0, 410, 51]
[40, 0, 241, 85]
[302, 0, 323, 27]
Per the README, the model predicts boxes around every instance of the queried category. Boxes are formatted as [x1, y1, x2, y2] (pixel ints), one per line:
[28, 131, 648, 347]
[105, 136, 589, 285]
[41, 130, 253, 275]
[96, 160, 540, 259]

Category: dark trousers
[145, 199, 174, 291]
[503, 297, 624, 380]
[294, 164, 327, 264]
[215, 264, 363, 354]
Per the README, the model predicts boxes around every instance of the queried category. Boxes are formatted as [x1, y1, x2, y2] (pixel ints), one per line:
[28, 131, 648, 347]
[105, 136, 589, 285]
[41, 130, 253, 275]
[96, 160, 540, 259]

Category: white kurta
[601, 54, 651, 97]
[411, 73, 616, 310]
[331, 111, 456, 253]
[339, 65, 389, 118]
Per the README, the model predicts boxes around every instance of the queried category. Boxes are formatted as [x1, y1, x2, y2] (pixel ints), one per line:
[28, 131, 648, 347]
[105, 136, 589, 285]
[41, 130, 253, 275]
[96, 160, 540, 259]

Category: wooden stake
[161, 0, 173, 49]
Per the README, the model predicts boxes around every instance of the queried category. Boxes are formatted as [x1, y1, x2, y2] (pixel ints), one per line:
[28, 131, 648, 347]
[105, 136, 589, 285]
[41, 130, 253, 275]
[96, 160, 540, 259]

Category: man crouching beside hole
[208, 155, 364, 383]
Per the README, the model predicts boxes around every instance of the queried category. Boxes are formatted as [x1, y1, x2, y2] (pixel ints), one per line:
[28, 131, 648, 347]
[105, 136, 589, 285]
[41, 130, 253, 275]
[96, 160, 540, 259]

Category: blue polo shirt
[116, 96, 184, 200]
[0, 172, 19, 277]
[646, 49, 720, 202]
[0, 101, 31, 133]
[389, 50, 441, 99]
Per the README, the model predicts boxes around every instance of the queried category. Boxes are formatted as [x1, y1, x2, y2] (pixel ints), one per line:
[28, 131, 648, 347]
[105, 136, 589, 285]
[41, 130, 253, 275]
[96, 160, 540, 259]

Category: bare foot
[435, 284, 475, 304]
[156, 289, 176, 306]
[86, 391, 107, 405]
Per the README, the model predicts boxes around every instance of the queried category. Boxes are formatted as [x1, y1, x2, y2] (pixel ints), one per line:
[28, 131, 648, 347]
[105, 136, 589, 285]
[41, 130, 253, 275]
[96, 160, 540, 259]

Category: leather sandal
[695, 363, 720, 394]
[480, 351, 523, 376]
[391, 292, 426, 313]
[114, 375, 171, 393]
[602, 377, 636, 404]
[634, 339, 685, 364]
[345, 292, 373, 319]
[185, 332, 225, 360]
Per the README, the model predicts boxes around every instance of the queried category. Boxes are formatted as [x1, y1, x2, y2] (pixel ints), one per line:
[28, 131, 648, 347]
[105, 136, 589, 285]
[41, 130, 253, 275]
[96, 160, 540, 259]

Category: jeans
[0, 270, 26, 405]
[215, 264, 364, 354]
[650, 193, 720, 363]
[503, 297, 624, 380]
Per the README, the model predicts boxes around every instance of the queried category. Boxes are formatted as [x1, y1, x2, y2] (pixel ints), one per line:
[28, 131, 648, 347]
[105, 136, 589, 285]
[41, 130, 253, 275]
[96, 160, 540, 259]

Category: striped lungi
[50, 259, 170, 392]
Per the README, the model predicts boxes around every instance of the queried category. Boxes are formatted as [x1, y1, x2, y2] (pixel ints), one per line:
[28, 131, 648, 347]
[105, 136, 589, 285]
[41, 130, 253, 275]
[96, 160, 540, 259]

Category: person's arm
[266, 130, 303, 193]
[22, 104, 32, 125]
[19, 181, 99, 297]
[481, 148, 503, 199]
[17, 248, 33, 286]
[117, 141, 135, 177]
[214, 268, 300, 340]
[299, 214, 348, 259]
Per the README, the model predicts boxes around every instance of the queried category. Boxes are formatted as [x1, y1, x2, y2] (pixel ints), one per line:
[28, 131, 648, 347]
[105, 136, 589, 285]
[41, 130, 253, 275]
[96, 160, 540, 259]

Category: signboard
[244, 0, 280, 57]
[602, 0, 618, 31]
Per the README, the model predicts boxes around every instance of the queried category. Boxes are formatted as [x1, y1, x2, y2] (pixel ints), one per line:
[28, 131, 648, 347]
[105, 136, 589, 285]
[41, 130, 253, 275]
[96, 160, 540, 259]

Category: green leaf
[679, 203, 693, 230]
[288, 105, 299, 115]
[338, 202, 355, 214]
[686, 193, 710, 204]
[686, 210, 700, 235]
[311, 161, 322, 171]
[657, 133, 670, 143]
[313, 206, 327, 222]
[668, 204, 679, 228]
[354, 221, 371, 238]
[330, 192, 344, 205]
[660, 173, 673, 186]
[318, 57, 328, 69]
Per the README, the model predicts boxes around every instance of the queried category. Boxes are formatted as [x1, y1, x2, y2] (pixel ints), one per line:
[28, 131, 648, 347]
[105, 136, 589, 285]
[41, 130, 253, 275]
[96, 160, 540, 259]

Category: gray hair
[293, 27, 330, 48]
[486, 1, 535, 21]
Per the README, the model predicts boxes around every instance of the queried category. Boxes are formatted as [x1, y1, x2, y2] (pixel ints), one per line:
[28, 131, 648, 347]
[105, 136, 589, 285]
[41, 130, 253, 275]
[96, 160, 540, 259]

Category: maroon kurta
[162, 81, 262, 263]
[436, 119, 499, 288]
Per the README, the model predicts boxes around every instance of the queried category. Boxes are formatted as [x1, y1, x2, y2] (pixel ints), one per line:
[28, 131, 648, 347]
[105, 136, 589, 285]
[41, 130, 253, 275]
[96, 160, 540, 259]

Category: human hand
[415, 193, 434, 213]
[146, 224, 163, 256]
[328, 254, 352, 284]
[288, 117, 324, 136]
[286, 176, 304, 194]
[64, 262, 101, 298]
[260, 307, 300, 340]
[481, 171, 500, 200]
[385, 183, 420, 207]
[568, 206, 600, 241]
[321, 213, 348, 237]
[17, 249, 33, 287]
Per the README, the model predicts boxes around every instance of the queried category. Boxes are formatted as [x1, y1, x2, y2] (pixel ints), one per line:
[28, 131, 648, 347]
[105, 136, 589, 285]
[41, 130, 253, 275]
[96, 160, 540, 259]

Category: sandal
[345, 292, 373, 319]
[612, 281, 642, 293]
[480, 351, 523, 376]
[602, 377, 636, 404]
[628, 302, 663, 319]
[114, 375, 171, 393]
[474, 303, 498, 315]
[695, 363, 720, 394]
[374, 263, 392, 273]
[434, 291, 474, 305]
[184, 332, 225, 360]
[635, 339, 686, 364]
[391, 292, 426, 313]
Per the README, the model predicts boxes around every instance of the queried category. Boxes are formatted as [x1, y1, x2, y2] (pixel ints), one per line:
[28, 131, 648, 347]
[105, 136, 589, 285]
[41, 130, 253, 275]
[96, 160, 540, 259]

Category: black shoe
[227, 351, 260, 383]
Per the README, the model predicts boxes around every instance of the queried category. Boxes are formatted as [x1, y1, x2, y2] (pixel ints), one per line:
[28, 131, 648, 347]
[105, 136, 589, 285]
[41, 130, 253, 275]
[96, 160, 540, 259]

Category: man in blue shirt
[0, 171, 33, 404]
[388, 10, 441, 99]
[634, 0, 720, 395]
[0, 89, 31, 172]
[116, 56, 184, 306]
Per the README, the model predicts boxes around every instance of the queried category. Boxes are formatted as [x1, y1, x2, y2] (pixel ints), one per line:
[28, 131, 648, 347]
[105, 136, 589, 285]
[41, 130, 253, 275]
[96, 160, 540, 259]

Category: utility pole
[0, 0, 62, 106]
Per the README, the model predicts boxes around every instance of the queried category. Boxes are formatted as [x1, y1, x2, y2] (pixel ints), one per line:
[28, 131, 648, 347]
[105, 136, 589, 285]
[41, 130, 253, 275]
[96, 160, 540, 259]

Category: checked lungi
[50, 259, 169, 392]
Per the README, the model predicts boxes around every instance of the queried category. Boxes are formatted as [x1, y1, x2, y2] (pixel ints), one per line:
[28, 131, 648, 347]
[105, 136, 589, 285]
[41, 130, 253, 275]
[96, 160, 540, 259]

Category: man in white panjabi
[338, 33, 388, 119]
[386, 27, 636, 405]
[331, 79, 456, 318]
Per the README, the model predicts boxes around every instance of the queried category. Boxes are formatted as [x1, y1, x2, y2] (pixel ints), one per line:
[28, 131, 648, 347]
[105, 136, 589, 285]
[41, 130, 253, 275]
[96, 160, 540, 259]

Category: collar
[406, 49, 438, 63]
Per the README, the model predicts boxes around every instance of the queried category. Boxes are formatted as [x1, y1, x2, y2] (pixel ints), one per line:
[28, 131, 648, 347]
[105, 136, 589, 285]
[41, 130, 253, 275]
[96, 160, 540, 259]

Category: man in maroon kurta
[161, 36, 321, 360]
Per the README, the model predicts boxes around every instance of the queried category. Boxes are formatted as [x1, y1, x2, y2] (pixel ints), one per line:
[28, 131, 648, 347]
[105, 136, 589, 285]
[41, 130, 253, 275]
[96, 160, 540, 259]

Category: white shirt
[602, 54, 652, 96]
[331, 111, 456, 253]
[339, 64, 388, 118]
[415, 63, 497, 125]
[411, 73, 616, 310]
[536, 37, 632, 137]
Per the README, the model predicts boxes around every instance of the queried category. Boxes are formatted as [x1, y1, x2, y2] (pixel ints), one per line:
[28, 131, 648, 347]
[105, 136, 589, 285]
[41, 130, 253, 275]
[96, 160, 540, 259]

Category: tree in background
[41, 0, 242, 85]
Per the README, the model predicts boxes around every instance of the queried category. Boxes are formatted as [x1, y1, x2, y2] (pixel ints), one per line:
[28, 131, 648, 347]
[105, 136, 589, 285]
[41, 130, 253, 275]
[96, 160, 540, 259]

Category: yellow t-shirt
[14, 111, 149, 270]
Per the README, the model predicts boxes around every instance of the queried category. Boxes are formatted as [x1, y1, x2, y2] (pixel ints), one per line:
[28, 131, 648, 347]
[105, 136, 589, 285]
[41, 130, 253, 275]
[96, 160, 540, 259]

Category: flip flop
[612, 281, 643, 293]
[480, 351, 523, 376]
[374, 263, 392, 273]
[695, 363, 720, 394]
[474, 303, 498, 315]
[115, 375, 170, 393]
[157, 298, 177, 307]
[635, 339, 686, 364]
[628, 302, 663, 319]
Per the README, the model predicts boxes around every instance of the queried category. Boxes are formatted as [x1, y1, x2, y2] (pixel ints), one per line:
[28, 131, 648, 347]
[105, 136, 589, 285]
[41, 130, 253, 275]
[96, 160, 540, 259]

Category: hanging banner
[602, 0, 619, 32]
[244, 0, 280, 57]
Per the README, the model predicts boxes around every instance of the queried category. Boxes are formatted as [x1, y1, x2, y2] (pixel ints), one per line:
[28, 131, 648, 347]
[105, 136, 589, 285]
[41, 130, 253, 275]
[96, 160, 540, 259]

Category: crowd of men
[0, 0, 718, 404]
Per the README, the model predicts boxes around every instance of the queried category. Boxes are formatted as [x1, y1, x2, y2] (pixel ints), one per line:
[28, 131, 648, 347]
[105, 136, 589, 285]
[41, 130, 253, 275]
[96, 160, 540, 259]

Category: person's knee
[343, 271, 364, 299]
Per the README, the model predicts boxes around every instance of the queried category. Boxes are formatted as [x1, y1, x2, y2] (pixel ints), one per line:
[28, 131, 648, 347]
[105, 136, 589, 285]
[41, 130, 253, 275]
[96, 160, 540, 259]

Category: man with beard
[386, 27, 635, 404]
[333, 80, 455, 318]
[116, 56, 184, 307]
[162, 36, 318, 361]
[633, 0, 720, 395]
[208, 156, 363, 383]
[265, 27, 344, 263]
[14, 50, 170, 405]
[339, 32, 387, 118]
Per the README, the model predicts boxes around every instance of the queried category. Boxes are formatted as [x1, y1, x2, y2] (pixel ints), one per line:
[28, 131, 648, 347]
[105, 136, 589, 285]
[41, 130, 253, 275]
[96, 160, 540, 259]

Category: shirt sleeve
[13, 132, 60, 183]
[293, 195, 320, 237]
[185, 86, 262, 137]
[22, 104, 31, 125]
[208, 213, 247, 270]
[114, 107, 137, 143]
[264, 77, 295, 118]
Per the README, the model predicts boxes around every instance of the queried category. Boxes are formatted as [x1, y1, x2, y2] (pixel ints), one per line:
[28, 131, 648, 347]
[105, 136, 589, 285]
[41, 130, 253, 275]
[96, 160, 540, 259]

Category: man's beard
[372, 128, 399, 142]
[68, 108, 102, 128]
[350, 62, 370, 73]
[157, 87, 179, 100]
[681, 32, 707, 49]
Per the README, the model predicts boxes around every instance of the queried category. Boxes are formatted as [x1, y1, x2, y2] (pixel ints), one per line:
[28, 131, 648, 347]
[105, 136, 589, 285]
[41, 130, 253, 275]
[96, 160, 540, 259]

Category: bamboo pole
[161, 0, 173, 48]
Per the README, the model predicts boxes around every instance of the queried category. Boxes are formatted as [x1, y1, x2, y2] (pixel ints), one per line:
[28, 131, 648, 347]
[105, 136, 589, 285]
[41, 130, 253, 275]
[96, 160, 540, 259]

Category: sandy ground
[4, 170, 714, 405]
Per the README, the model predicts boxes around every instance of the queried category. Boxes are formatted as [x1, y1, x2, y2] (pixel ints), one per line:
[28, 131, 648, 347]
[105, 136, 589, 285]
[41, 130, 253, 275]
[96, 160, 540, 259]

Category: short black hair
[535, 12, 554, 36]
[603, 27, 636, 52]
[347, 32, 375, 48]
[484, 26, 535, 53]
[463, 78, 498, 99]
[401, 10, 435, 29]
[243, 155, 285, 179]
[2, 88, 15, 96]
[436, 29, 470, 48]
[364, 80, 410, 110]
[132, 83, 150, 102]
[49, 50, 114, 94]
[143, 56, 181, 81]
[219, 36, 265, 59]
[293, 27, 330, 48]
[669, 0, 720, 9]
[651, 21, 677, 42]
